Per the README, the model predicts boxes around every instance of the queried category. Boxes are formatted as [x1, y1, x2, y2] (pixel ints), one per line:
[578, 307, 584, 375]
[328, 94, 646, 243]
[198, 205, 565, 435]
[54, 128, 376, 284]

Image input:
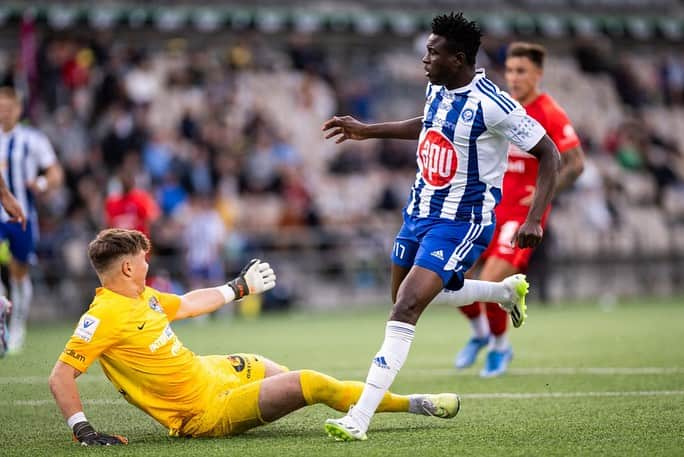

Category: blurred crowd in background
[0, 9, 683, 315]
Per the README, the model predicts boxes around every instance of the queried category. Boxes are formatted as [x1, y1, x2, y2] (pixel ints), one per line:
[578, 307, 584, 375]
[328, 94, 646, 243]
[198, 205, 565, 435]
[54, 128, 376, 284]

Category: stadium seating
[0, 11, 681, 314]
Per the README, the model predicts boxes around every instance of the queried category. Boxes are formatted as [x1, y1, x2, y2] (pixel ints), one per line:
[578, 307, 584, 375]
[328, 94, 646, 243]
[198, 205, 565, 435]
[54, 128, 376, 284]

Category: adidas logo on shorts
[430, 250, 444, 260]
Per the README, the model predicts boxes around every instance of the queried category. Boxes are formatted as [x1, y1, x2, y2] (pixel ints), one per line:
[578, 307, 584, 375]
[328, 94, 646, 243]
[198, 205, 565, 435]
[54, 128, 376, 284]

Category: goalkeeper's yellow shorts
[175, 353, 287, 437]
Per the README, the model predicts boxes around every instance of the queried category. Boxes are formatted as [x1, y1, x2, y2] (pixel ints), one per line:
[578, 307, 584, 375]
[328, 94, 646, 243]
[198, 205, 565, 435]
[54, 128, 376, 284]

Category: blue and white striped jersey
[406, 69, 546, 226]
[0, 125, 57, 222]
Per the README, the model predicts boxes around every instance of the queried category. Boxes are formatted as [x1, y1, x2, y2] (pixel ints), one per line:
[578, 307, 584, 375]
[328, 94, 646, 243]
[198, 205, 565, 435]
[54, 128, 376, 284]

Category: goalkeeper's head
[88, 228, 151, 292]
[0, 86, 23, 131]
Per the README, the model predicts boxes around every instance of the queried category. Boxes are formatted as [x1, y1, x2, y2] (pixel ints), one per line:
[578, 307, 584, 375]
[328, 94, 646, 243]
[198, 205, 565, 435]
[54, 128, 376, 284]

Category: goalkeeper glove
[227, 259, 276, 299]
[72, 421, 128, 446]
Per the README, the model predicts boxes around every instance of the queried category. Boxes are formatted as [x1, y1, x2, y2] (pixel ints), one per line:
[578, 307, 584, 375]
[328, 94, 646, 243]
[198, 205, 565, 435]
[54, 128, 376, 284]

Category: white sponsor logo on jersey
[563, 124, 576, 139]
[507, 160, 526, 173]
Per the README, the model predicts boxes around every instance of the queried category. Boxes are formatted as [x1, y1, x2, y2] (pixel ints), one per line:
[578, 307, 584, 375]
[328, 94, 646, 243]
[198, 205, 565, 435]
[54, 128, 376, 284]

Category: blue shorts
[391, 212, 493, 291]
[0, 221, 34, 264]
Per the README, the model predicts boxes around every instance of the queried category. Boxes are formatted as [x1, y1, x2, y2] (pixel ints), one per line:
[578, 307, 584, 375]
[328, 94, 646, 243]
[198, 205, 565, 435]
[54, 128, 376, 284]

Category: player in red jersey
[104, 155, 160, 238]
[451, 42, 585, 377]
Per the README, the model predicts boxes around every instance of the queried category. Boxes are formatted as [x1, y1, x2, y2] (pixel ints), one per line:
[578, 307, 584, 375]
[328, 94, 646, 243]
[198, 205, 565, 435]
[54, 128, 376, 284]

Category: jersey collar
[0, 124, 19, 138]
[443, 68, 486, 95]
[95, 287, 143, 305]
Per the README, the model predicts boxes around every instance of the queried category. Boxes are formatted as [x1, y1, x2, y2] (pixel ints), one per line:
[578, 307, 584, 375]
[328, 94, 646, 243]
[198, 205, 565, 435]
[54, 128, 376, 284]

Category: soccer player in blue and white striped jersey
[322, 13, 561, 441]
[0, 86, 63, 353]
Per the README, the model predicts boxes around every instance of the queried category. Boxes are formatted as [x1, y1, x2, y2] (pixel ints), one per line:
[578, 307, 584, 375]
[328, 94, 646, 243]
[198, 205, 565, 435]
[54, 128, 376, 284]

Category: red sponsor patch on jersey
[418, 129, 458, 187]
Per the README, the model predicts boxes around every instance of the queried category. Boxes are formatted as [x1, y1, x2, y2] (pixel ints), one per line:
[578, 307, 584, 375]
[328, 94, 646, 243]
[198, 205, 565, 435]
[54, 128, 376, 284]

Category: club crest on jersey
[418, 129, 459, 187]
[461, 108, 474, 123]
[148, 296, 163, 313]
[227, 354, 246, 372]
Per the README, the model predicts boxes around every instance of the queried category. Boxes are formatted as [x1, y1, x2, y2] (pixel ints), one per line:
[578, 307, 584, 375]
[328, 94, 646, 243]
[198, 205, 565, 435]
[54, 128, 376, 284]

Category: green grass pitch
[1, 298, 683, 456]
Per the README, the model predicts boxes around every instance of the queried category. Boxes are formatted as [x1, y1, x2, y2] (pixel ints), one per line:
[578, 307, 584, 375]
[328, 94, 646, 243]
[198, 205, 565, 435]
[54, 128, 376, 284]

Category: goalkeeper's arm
[48, 361, 128, 445]
[174, 259, 277, 320]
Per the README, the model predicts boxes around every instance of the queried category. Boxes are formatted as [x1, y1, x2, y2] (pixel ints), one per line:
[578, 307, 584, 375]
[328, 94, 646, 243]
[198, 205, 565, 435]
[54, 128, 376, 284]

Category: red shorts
[481, 212, 549, 271]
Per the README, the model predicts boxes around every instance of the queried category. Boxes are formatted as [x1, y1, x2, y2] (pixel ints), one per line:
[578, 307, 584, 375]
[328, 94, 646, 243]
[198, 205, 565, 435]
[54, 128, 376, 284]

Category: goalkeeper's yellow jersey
[59, 287, 209, 431]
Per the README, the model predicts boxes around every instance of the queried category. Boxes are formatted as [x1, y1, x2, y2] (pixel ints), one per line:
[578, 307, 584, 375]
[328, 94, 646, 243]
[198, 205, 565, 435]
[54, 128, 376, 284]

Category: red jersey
[498, 93, 580, 219]
[105, 189, 160, 237]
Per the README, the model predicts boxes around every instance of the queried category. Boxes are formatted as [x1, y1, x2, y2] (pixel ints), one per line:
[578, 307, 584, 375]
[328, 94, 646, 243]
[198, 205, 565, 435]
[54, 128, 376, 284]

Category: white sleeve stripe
[480, 78, 516, 111]
[476, 82, 513, 114]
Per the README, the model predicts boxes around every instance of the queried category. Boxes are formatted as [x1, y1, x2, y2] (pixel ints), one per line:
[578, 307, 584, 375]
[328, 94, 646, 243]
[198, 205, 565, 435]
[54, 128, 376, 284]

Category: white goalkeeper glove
[227, 259, 276, 299]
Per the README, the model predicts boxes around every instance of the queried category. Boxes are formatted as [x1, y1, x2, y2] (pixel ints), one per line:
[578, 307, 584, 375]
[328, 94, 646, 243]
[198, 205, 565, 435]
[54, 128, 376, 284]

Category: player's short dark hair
[88, 228, 150, 274]
[431, 12, 482, 66]
[507, 42, 546, 68]
[0, 86, 22, 103]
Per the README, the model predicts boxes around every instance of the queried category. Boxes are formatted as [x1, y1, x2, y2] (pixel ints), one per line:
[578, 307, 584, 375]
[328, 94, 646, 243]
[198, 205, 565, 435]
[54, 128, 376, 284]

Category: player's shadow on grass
[232, 423, 443, 440]
[235, 429, 334, 440]
[121, 422, 449, 443]
[371, 424, 453, 434]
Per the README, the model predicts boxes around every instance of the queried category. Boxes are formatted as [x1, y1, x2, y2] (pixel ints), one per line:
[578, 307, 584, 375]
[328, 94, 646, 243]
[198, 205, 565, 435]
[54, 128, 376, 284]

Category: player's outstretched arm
[322, 115, 423, 143]
[174, 259, 277, 319]
[0, 175, 26, 229]
[48, 361, 128, 446]
[514, 134, 561, 249]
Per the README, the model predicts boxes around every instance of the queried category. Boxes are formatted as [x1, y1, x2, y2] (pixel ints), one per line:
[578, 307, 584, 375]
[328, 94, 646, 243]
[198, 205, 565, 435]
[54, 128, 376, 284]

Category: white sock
[470, 314, 490, 339]
[493, 333, 510, 351]
[349, 320, 415, 432]
[443, 280, 510, 307]
[9, 277, 25, 338]
[8, 276, 32, 350]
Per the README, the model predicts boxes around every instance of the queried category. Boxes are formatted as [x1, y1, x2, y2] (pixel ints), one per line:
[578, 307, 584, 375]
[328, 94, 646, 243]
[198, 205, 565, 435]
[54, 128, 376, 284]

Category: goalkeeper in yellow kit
[48, 228, 461, 445]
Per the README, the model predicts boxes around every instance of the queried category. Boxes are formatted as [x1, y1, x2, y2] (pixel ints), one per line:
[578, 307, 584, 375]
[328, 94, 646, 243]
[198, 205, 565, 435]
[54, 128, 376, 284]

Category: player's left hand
[72, 421, 128, 446]
[227, 259, 276, 299]
[513, 220, 543, 249]
[0, 188, 26, 230]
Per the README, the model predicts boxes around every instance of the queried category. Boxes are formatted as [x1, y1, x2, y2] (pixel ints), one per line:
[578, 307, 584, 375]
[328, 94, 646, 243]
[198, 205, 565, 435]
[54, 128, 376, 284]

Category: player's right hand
[322, 115, 368, 143]
[0, 188, 26, 230]
[72, 421, 128, 446]
[0, 296, 12, 315]
[228, 259, 277, 299]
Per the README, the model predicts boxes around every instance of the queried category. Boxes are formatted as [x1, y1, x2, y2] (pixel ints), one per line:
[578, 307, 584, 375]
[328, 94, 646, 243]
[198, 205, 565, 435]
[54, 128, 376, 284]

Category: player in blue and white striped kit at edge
[322, 12, 561, 441]
[0, 86, 63, 355]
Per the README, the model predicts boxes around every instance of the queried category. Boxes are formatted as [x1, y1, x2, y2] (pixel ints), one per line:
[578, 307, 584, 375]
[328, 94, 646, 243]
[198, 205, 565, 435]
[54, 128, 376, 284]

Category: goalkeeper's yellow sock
[299, 369, 410, 413]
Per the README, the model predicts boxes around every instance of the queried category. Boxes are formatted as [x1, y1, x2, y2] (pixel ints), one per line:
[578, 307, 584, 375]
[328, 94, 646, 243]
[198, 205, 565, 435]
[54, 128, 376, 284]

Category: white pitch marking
[1, 367, 683, 385]
[0, 375, 107, 385]
[333, 367, 684, 378]
[463, 390, 684, 399]
[3, 391, 684, 407]
[4, 398, 125, 406]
